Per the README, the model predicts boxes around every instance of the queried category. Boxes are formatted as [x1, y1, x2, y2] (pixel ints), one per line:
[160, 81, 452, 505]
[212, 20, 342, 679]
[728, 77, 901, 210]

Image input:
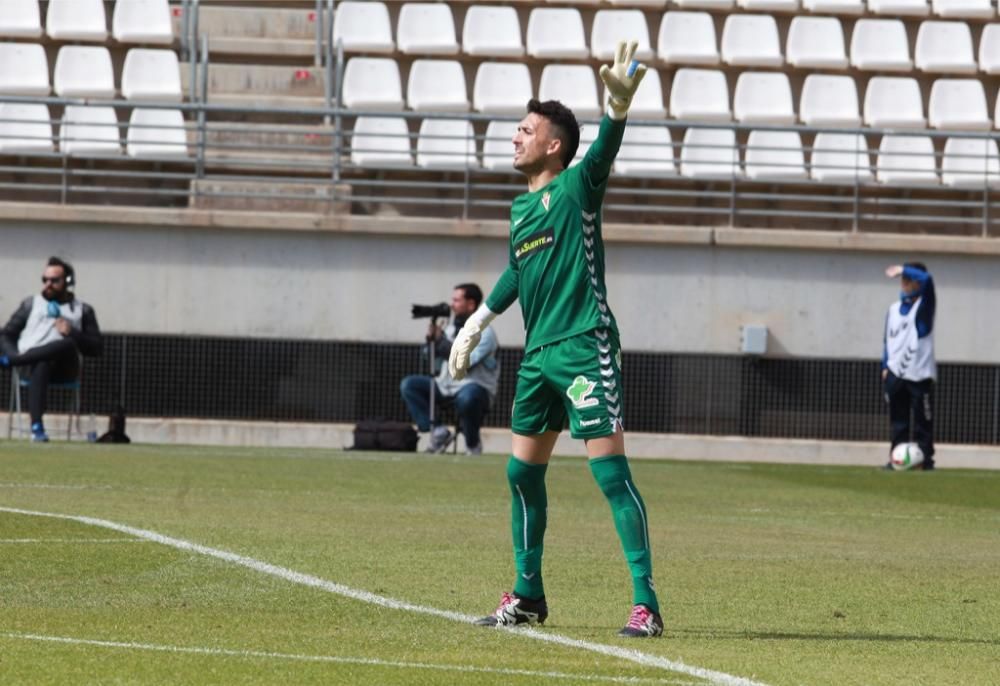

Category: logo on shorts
[566, 375, 599, 409]
[579, 418, 603, 427]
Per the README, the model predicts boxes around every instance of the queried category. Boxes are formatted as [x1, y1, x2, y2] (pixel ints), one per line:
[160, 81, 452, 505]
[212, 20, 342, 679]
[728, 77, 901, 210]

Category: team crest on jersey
[541, 191, 551, 212]
[566, 375, 599, 409]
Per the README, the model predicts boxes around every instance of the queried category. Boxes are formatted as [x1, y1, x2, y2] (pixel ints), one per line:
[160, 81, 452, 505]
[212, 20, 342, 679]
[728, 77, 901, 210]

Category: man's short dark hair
[47, 256, 74, 287]
[527, 98, 580, 170]
[908, 262, 928, 273]
[455, 283, 483, 307]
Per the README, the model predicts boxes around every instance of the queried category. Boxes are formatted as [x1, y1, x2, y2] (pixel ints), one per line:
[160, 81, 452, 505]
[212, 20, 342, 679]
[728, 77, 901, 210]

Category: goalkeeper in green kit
[449, 41, 663, 638]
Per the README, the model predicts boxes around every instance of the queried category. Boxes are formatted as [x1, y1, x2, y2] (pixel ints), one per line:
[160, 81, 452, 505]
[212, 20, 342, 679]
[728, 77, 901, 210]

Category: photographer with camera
[401, 283, 499, 455]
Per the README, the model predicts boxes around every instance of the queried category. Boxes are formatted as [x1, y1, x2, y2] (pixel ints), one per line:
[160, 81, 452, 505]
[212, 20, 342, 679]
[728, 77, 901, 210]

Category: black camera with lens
[411, 302, 451, 319]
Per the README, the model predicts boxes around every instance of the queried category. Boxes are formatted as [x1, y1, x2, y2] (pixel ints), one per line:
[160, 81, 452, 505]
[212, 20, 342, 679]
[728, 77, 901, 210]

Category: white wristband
[466, 303, 497, 331]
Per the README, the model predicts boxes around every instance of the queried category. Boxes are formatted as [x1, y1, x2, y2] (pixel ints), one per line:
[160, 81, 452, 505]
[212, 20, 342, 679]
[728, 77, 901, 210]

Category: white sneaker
[426, 426, 452, 453]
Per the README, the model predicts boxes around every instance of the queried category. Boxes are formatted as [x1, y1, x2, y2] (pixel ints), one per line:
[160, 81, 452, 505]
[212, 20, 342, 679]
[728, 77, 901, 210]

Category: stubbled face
[450, 288, 476, 317]
[512, 113, 559, 174]
[41, 265, 67, 300]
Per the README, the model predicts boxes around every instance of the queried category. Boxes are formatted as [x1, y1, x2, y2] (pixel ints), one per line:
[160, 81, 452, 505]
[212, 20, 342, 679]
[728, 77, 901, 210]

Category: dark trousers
[886, 372, 935, 466]
[399, 375, 491, 449]
[11, 339, 79, 425]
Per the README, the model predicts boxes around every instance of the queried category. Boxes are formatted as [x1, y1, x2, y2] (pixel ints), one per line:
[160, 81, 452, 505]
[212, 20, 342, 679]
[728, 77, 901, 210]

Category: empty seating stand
[415, 119, 475, 169]
[658, 12, 720, 65]
[786, 16, 848, 69]
[0, 0, 42, 38]
[462, 6, 524, 57]
[350, 117, 412, 167]
[474, 63, 533, 114]
[46, 0, 107, 42]
[733, 72, 796, 124]
[112, 0, 172, 45]
[615, 124, 676, 176]
[670, 68, 731, 121]
[397, 3, 459, 55]
[851, 19, 912, 71]
[591, 10, 654, 61]
[407, 60, 469, 112]
[915, 21, 977, 73]
[342, 58, 404, 110]
[0, 103, 53, 153]
[333, 2, 394, 53]
[0, 42, 49, 96]
[721, 14, 783, 66]
[121, 49, 182, 101]
[527, 8, 589, 59]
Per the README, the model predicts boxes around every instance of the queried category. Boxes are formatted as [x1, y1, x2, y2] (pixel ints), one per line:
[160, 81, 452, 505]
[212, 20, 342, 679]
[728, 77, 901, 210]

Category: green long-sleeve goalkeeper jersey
[485, 115, 626, 353]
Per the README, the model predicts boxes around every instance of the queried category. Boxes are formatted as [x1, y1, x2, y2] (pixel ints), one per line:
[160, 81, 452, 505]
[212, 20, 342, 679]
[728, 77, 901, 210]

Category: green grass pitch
[1, 442, 998, 686]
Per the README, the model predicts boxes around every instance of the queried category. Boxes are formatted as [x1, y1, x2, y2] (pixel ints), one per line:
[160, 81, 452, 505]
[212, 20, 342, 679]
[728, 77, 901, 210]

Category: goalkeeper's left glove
[448, 304, 497, 381]
[599, 40, 648, 120]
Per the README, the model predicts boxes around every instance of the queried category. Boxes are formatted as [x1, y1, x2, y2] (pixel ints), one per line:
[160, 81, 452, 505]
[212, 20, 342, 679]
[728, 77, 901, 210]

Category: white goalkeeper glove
[599, 40, 648, 120]
[448, 304, 497, 381]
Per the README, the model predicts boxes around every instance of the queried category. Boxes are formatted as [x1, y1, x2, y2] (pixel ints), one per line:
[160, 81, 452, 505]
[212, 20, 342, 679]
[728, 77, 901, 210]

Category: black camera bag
[352, 420, 418, 452]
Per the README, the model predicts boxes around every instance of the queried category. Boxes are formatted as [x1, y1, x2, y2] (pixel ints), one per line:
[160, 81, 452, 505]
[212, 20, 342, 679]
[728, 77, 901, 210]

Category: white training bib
[885, 297, 936, 381]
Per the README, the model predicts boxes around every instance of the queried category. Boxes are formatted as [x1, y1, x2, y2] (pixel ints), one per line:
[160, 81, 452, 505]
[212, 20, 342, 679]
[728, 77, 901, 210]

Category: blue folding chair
[7, 366, 82, 440]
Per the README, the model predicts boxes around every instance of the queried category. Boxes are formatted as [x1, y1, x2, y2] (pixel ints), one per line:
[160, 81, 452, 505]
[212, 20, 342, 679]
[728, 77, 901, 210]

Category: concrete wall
[1, 217, 998, 363]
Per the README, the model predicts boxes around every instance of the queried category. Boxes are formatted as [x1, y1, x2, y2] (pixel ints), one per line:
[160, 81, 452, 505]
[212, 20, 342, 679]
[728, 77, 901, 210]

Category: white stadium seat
[342, 58, 403, 111]
[539, 65, 601, 118]
[46, 0, 107, 41]
[397, 3, 459, 55]
[615, 124, 676, 176]
[0, 103, 52, 153]
[670, 68, 731, 121]
[0, 0, 42, 38]
[810, 133, 873, 182]
[738, 0, 800, 11]
[482, 120, 517, 171]
[733, 72, 795, 124]
[674, 0, 734, 8]
[416, 119, 476, 169]
[680, 128, 739, 178]
[0, 43, 49, 96]
[333, 2, 394, 53]
[864, 77, 926, 128]
[851, 19, 912, 71]
[802, 0, 864, 14]
[786, 17, 848, 69]
[914, 21, 977, 73]
[877, 135, 938, 185]
[121, 49, 181, 102]
[657, 12, 719, 65]
[609, 0, 668, 5]
[868, 0, 929, 14]
[126, 108, 188, 158]
[931, 0, 993, 17]
[53, 47, 115, 99]
[745, 131, 807, 181]
[941, 138, 1000, 187]
[407, 60, 469, 112]
[799, 75, 861, 126]
[610, 68, 665, 119]
[473, 63, 533, 114]
[462, 6, 524, 57]
[60, 106, 121, 156]
[350, 116, 412, 167]
[721, 14, 783, 67]
[527, 8, 589, 59]
[591, 10, 654, 61]
[112, 0, 172, 45]
[928, 79, 989, 129]
[979, 25, 1000, 74]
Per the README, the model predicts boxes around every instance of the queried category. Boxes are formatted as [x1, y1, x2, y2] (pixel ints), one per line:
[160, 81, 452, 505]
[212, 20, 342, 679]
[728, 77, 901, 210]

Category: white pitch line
[0, 506, 769, 686]
[0, 632, 698, 686]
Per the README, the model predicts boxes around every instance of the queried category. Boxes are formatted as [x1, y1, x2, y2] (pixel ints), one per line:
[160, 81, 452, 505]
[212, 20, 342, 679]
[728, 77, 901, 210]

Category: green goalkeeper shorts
[511, 328, 624, 440]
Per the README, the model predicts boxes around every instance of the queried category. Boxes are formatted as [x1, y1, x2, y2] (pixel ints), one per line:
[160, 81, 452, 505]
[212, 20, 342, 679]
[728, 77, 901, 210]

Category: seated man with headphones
[1, 256, 103, 442]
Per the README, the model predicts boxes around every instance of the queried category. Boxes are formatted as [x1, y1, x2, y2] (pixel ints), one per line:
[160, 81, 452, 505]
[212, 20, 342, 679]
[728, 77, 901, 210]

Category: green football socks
[589, 454, 659, 613]
[507, 456, 548, 600]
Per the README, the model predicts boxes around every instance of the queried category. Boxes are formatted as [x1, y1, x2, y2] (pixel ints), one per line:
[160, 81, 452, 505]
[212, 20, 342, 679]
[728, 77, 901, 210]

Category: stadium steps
[190, 122, 335, 174]
[189, 178, 350, 213]
[180, 62, 326, 107]
[176, 5, 320, 59]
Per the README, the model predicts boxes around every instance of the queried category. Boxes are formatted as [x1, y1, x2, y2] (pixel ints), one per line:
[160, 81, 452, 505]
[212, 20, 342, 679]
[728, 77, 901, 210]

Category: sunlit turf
[1, 441, 998, 686]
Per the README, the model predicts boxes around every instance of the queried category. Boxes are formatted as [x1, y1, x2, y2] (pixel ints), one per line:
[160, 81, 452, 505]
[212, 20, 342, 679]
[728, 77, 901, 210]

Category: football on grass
[891, 442, 924, 470]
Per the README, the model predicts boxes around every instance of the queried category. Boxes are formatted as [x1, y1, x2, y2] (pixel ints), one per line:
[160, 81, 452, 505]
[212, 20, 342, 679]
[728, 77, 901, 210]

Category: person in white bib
[0, 257, 103, 442]
[881, 262, 936, 470]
